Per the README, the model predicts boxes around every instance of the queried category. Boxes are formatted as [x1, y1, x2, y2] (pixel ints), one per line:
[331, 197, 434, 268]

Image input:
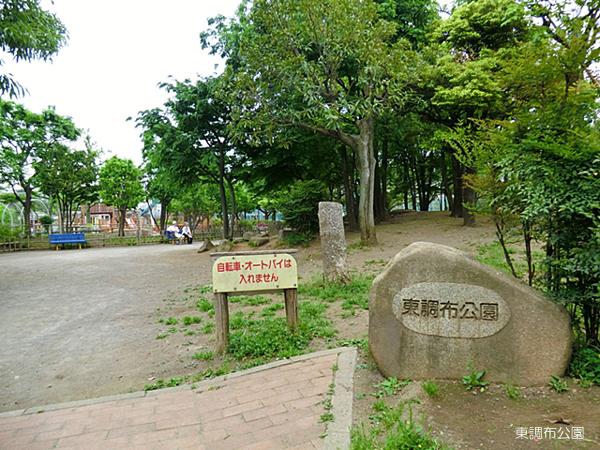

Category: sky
[5, 0, 241, 165]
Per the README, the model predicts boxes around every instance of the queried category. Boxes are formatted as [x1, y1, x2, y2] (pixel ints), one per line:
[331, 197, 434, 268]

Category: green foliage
[462, 368, 489, 392]
[568, 345, 600, 386]
[351, 402, 451, 450]
[228, 300, 335, 359]
[98, 156, 144, 210]
[196, 298, 214, 313]
[0, 0, 67, 98]
[372, 377, 410, 398]
[35, 141, 99, 232]
[280, 231, 314, 248]
[299, 275, 373, 317]
[276, 179, 325, 233]
[182, 316, 202, 326]
[192, 351, 214, 361]
[0, 223, 19, 240]
[504, 383, 521, 400]
[144, 376, 186, 391]
[0, 100, 80, 236]
[422, 380, 439, 398]
[549, 375, 568, 393]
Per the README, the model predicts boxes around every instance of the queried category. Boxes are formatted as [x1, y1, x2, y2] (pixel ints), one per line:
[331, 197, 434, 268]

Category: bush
[0, 224, 19, 241]
[276, 179, 325, 233]
[569, 345, 600, 386]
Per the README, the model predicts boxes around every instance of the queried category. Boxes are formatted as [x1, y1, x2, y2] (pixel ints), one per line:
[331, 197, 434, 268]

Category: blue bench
[49, 233, 87, 250]
[165, 230, 182, 244]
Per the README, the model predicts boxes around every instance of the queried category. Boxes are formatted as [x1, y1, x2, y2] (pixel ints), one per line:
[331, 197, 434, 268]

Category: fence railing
[0, 221, 282, 252]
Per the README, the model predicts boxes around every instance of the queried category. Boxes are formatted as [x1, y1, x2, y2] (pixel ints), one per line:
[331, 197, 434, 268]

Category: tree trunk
[341, 146, 358, 231]
[450, 152, 463, 218]
[159, 198, 169, 233]
[441, 148, 452, 211]
[354, 117, 377, 246]
[463, 166, 476, 226]
[23, 186, 32, 239]
[119, 206, 126, 237]
[218, 149, 230, 240]
[226, 177, 237, 240]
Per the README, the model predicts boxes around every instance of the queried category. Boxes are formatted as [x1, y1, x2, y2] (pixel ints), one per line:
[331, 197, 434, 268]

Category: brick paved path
[0, 350, 354, 450]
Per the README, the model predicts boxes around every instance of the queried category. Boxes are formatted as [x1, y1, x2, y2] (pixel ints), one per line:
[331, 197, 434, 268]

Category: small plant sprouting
[549, 375, 568, 393]
[462, 368, 489, 392]
[372, 377, 410, 398]
[182, 316, 202, 326]
[422, 380, 439, 398]
[193, 351, 214, 361]
[505, 383, 521, 400]
[197, 298, 214, 313]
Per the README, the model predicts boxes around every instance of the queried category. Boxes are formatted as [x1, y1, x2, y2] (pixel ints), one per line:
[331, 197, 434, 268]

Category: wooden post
[284, 288, 298, 330]
[214, 292, 229, 353]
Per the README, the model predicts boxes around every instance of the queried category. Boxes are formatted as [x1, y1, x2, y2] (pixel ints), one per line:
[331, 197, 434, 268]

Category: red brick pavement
[0, 352, 340, 450]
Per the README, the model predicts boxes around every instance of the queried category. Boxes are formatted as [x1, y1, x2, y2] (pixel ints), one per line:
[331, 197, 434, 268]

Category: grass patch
[299, 274, 373, 315]
[228, 300, 335, 360]
[422, 380, 439, 398]
[201, 322, 215, 334]
[192, 351, 214, 361]
[568, 345, 600, 386]
[351, 401, 452, 450]
[260, 303, 284, 317]
[372, 377, 410, 399]
[229, 295, 271, 306]
[182, 316, 202, 326]
[197, 298, 214, 313]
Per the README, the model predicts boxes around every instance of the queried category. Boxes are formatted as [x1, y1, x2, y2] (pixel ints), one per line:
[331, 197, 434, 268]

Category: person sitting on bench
[166, 221, 183, 243]
[181, 221, 193, 244]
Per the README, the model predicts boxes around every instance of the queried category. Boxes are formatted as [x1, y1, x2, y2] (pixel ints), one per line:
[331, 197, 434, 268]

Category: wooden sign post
[211, 249, 299, 353]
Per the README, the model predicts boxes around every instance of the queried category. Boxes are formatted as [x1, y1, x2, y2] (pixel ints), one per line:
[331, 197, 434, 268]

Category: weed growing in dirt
[549, 375, 568, 393]
[197, 298, 214, 313]
[568, 345, 600, 386]
[192, 351, 214, 361]
[229, 295, 271, 306]
[227, 301, 335, 359]
[201, 322, 215, 334]
[372, 377, 410, 398]
[337, 337, 368, 351]
[422, 381, 439, 398]
[155, 333, 168, 339]
[260, 303, 284, 317]
[504, 383, 521, 400]
[352, 401, 451, 450]
[159, 317, 178, 325]
[299, 274, 373, 317]
[182, 316, 202, 326]
[462, 368, 489, 392]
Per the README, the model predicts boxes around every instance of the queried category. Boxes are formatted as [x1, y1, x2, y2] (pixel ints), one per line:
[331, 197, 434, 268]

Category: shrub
[568, 345, 600, 386]
[276, 179, 325, 233]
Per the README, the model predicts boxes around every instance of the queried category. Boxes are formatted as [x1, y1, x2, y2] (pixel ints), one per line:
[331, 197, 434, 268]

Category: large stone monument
[318, 202, 348, 282]
[369, 242, 572, 385]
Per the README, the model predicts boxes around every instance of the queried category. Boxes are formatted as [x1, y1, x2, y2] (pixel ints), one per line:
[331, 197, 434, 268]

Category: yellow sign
[212, 253, 298, 293]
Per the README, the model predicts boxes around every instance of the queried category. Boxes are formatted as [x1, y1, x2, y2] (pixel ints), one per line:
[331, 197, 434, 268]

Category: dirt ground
[1, 211, 597, 449]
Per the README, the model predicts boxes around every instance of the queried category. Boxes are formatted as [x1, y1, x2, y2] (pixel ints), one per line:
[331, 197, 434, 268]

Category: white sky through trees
[4, 0, 240, 165]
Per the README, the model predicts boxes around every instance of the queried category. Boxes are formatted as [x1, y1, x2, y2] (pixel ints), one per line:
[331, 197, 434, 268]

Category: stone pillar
[318, 202, 348, 282]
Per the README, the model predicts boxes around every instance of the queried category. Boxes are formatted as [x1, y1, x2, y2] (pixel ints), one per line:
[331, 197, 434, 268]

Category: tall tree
[98, 156, 144, 237]
[205, 0, 416, 245]
[35, 142, 99, 232]
[0, 100, 79, 237]
[0, 0, 67, 97]
[136, 76, 240, 240]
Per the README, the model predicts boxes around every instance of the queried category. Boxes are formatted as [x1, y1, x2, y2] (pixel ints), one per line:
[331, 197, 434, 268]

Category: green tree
[0, 0, 67, 97]
[34, 141, 99, 232]
[98, 156, 144, 237]
[135, 76, 240, 240]
[206, 0, 416, 245]
[0, 100, 79, 237]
